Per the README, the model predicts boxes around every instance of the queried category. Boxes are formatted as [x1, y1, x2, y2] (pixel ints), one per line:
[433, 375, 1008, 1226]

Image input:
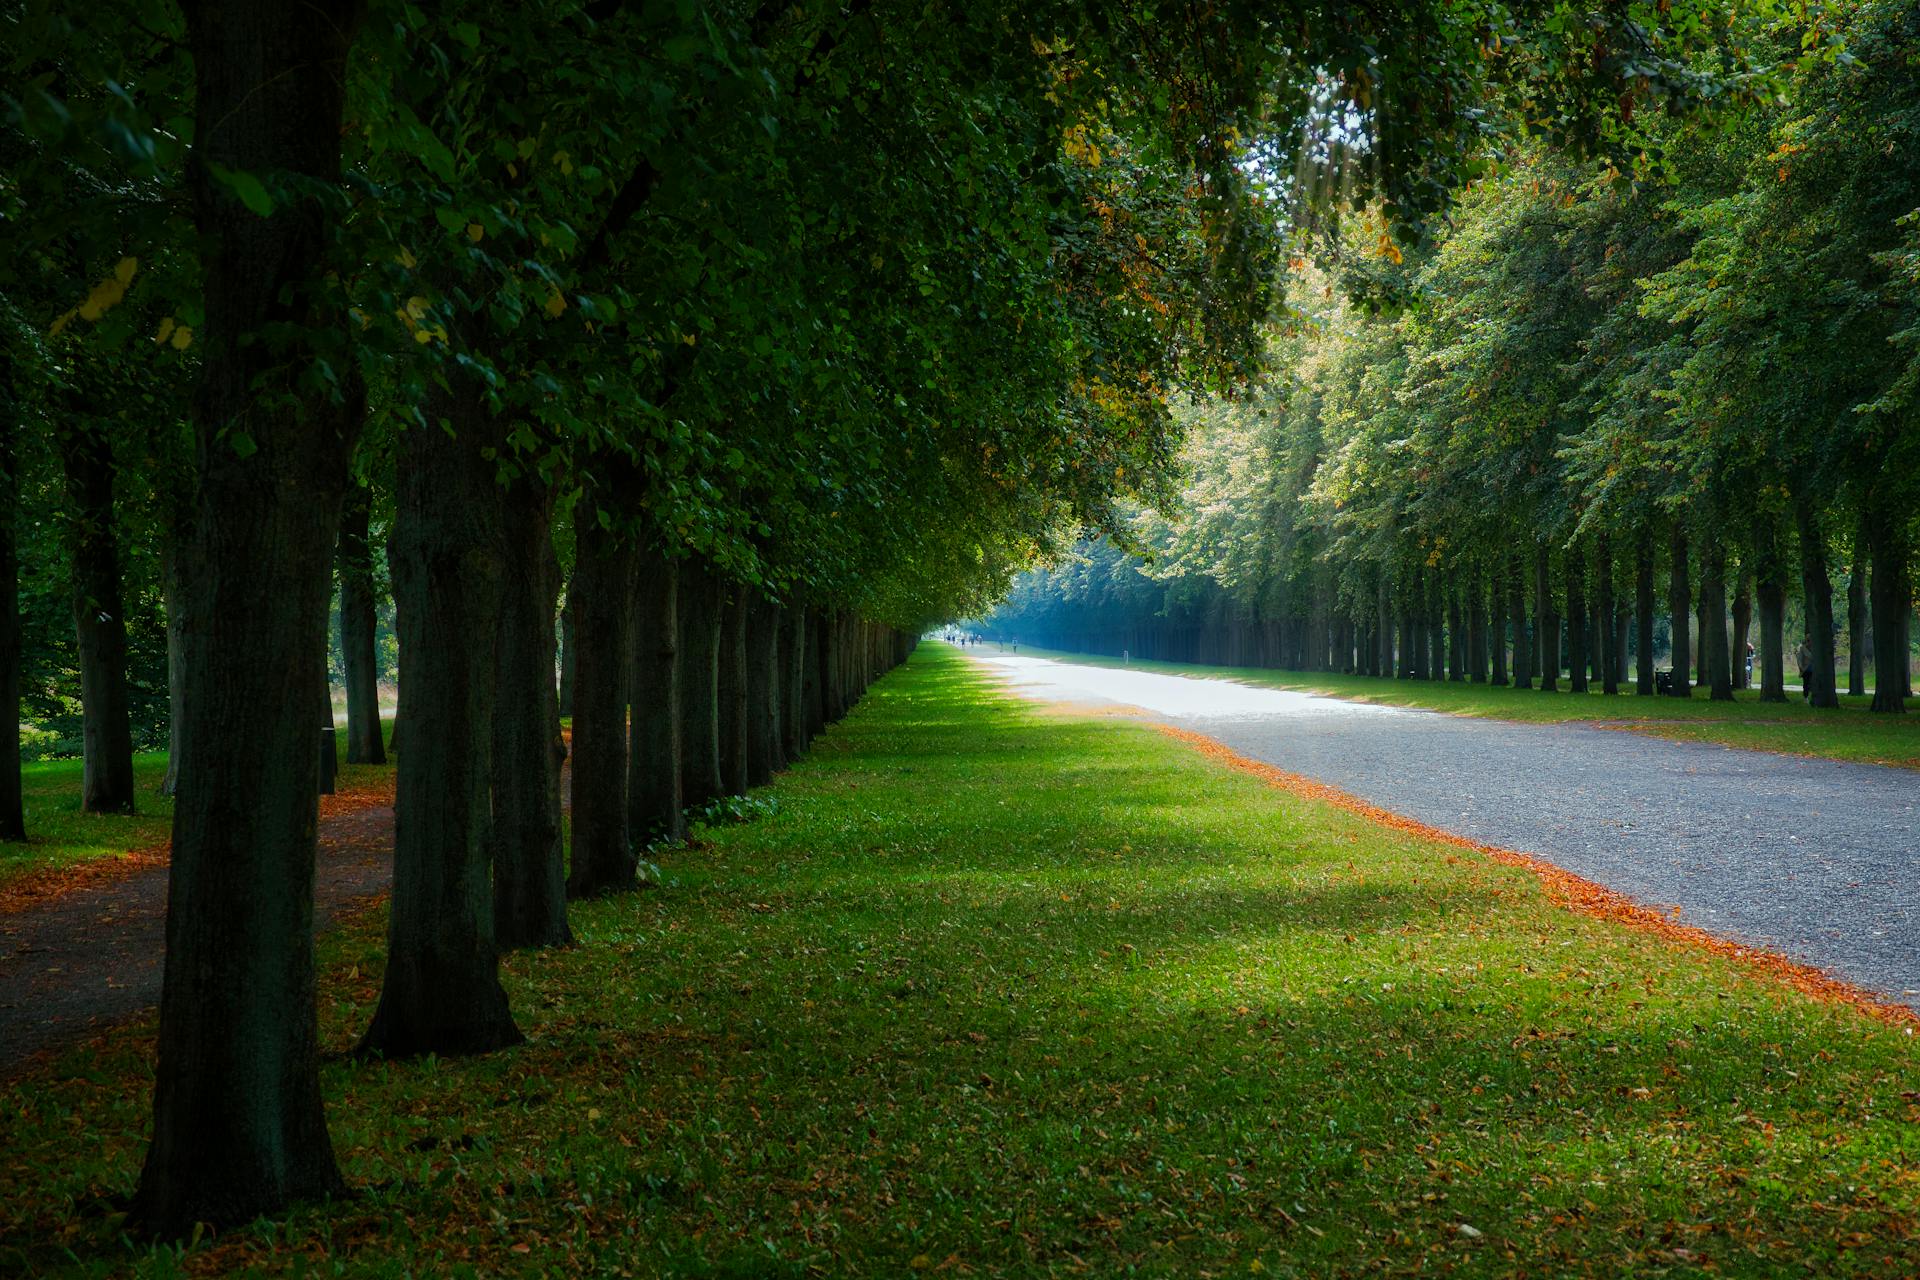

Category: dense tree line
[4, 0, 1798, 1241]
[992, 0, 1920, 714]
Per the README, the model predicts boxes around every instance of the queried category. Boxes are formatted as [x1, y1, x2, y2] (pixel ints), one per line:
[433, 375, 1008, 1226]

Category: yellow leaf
[397, 246, 417, 269]
[467, 222, 484, 242]
[544, 289, 566, 318]
[169, 324, 192, 350]
[77, 257, 140, 322]
[154, 317, 176, 344]
[681, 332, 696, 346]
[554, 150, 573, 175]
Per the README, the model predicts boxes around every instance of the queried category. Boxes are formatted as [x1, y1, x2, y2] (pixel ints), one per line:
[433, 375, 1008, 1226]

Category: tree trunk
[1509, 553, 1530, 690]
[782, 603, 808, 761]
[1488, 565, 1506, 686]
[1731, 566, 1752, 692]
[746, 594, 781, 786]
[678, 558, 725, 807]
[1534, 544, 1557, 692]
[564, 497, 636, 897]
[491, 473, 570, 951]
[1755, 517, 1788, 704]
[1566, 540, 1587, 694]
[1376, 576, 1393, 677]
[717, 583, 750, 795]
[132, 0, 363, 1233]
[1848, 517, 1869, 698]
[1634, 528, 1655, 695]
[805, 608, 827, 735]
[359, 384, 522, 1057]
[60, 422, 136, 814]
[1700, 538, 1733, 701]
[628, 552, 683, 844]
[1597, 532, 1617, 695]
[1666, 524, 1690, 698]
[337, 482, 385, 764]
[1865, 508, 1909, 715]
[1794, 496, 1839, 708]
[0, 412, 21, 839]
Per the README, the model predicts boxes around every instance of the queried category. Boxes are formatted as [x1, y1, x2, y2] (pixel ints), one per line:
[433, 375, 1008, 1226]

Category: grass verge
[997, 645, 1920, 770]
[3, 646, 1917, 1276]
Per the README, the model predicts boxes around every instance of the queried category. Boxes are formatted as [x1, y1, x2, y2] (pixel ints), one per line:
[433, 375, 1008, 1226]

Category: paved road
[967, 651, 1920, 1009]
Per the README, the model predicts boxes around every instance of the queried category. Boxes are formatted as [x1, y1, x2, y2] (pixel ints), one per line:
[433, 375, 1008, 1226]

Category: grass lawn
[4, 646, 1918, 1276]
[0, 731, 395, 894]
[1001, 645, 1920, 770]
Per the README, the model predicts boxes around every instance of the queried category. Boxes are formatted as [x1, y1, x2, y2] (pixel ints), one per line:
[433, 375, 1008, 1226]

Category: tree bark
[1634, 528, 1655, 695]
[1848, 517, 1869, 698]
[1566, 540, 1587, 694]
[1794, 496, 1839, 708]
[1700, 538, 1733, 701]
[628, 552, 683, 844]
[1488, 565, 1506, 686]
[678, 557, 725, 807]
[60, 422, 136, 814]
[1731, 566, 1753, 692]
[1865, 508, 1909, 715]
[491, 472, 570, 950]
[337, 482, 385, 764]
[717, 583, 749, 795]
[1509, 552, 1530, 689]
[1666, 524, 1690, 698]
[782, 603, 809, 761]
[359, 383, 522, 1057]
[1755, 518, 1788, 704]
[746, 593, 781, 786]
[133, 0, 363, 1234]
[1597, 532, 1617, 695]
[564, 495, 636, 896]
[1534, 544, 1557, 692]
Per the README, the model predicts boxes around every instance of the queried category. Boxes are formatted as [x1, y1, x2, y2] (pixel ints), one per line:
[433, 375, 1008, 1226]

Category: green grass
[0, 730, 395, 891]
[4, 646, 1918, 1276]
[1002, 645, 1920, 770]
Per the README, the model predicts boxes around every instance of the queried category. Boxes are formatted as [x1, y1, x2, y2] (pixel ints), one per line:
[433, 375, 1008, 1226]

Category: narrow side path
[0, 792, 395, 1078]
[967, 649, 1920, 1010]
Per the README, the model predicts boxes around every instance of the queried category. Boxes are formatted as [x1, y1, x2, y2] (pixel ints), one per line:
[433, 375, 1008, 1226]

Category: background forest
[989, 0, 1920, 711]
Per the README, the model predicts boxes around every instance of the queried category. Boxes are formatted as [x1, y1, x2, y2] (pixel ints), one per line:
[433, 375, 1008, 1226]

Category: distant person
[1122, 648, 1129, 666]
[1796, 639, 1812, 697]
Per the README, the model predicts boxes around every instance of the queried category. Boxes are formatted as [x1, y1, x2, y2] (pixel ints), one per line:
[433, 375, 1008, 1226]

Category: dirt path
[0, 792, 395, 1079]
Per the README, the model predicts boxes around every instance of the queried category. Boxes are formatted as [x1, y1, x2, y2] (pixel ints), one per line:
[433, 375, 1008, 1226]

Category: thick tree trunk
[491, 474, 570, 950]
[1509, 553, 1530, 689]
[1446, 579, 1463, 681]
[1534, 544, 1557, 692]
[1488, 566, 1506, 686]
[0, 413, 21, 839]
[746, 594, 781, 786]
[1426, 570, 1445, 683]
[1700, 539, 1733, 701]
[61, 423, 136, 814]
[1731, 567, 1753, 692]
[1597, 532, 1618, 696]
[337, 482, 385, 765]
[1755, 517, 1788, 704]
[1376, 577, 1393, 677]
[1794, 497, 1839, 708]
[1566, 540, 1587, 694]
[1634, 528, 1655, 695]
[1848, 518, 1869, 698]
[678, 558, 725, 807]
[564, 499, 636, 896]
[360, 384, 522, 1057]
[628, 553, 683, 844]
[1865, 509, 1909, 715]
[132, 0, 363, 1234]
[717, 584, 750, 795]
[1666, 524, 1691, 698]
[805, 608, 827, 735]
[782, 603, 808, 761]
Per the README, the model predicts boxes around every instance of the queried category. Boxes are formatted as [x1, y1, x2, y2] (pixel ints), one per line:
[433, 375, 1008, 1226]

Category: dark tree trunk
[1700, 538, 1733, 702]
[1849, 517, 1869, 698]
[1535, 544, 1557, 692]
[491, 473, 570, 951]
[1794, 497, 1839, 708]
[819, 610, 846, 721]
[1376, 576, 1393, 677]
[60, 423, 136, 814]
[564, 495, 636, 897]
[746, 594, 781, 786]
[360, 382, 522, 1057]
[1488, 565, 1506, 686]
[782, 603, 809, 761]
[1510, 552, 1530, 690]
[1566, 540, 1587, 694]
[337, 482, 384, 765]
[132, 0, 363, 1234]
[1426, 570, 1444, 683]
[804, 608, 827, 735]
[1731, 566, 1752, 692]
[678, 558, 725, 807]
[159, 509, 190, 798]
[1865, 508, 1909, 715]
[1597, 532, 1618, 695]
[1447, 579, 1464, 681]
[1634, 528, 1655, 695]
[717, 584, 749, 795]
[1755, 517, 1788, 704]
[1666, 524, 1691, 698]
[628, 553, 683, 845]
[0, 412, 21, 839]
[558, 588, 576, 719]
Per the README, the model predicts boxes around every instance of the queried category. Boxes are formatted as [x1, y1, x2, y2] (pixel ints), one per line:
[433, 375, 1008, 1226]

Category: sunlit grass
[3, 647, 1915, 1276]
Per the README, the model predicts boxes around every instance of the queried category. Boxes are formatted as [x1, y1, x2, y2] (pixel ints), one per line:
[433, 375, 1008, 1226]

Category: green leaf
[205, 162, 274, 216]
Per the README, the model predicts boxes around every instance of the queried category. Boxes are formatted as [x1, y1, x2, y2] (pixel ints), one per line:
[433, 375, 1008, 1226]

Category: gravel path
[0, 803, 394, 1079]
[969, 651, 1920, 1010]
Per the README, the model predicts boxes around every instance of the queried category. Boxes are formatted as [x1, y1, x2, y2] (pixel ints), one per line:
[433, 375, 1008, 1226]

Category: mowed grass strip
[1003, 645, 1920, 770]
[4, 645, 1917, 1277]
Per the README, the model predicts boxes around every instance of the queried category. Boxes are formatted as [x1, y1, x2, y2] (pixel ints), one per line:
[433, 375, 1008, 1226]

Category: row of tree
[991, 0, 1919, 713]
[5, 0, 1800, 1241]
